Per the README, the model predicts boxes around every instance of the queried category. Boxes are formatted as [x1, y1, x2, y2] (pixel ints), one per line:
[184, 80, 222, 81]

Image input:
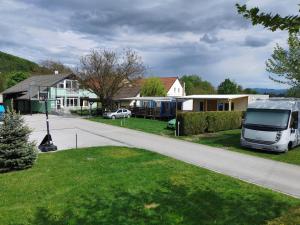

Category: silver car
[103, 108, 132, 119]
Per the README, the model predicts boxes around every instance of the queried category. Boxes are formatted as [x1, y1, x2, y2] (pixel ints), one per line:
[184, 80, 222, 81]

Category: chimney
[54, 70, 59, 75]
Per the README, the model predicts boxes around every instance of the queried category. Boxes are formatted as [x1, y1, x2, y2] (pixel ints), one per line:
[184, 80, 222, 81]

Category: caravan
[241, 99, 300, 152]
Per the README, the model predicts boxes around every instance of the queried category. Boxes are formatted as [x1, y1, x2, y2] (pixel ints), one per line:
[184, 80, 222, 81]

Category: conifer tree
[0, 110, 37, 172]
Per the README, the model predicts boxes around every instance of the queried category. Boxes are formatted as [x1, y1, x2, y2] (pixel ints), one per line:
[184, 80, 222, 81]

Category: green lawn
[89, 117, 300, 166]
[182, 129, 300, 166]
[1, 146, 300, 225]
[89, 117, 174, 136]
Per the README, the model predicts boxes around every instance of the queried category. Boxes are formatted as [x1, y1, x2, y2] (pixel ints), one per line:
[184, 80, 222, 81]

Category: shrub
[207, 111, 243, 132]
[0, 110, 37, 172]
[177, 112, 208, 135]
[177, 111, 243, 135]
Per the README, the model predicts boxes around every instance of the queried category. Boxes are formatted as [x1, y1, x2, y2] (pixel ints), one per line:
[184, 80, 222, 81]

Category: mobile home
[241, 99, 300, 152]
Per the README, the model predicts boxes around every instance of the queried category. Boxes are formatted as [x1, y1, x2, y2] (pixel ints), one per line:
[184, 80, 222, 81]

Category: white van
[240, 99, 300, 152]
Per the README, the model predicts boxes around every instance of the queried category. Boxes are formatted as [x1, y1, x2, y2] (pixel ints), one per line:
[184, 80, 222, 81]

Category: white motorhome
[241, 99, 300, 152]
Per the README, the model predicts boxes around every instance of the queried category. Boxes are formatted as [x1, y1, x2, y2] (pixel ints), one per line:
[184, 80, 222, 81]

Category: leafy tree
[243, 88, 258, 94]
[78, 49, 145, 109]
[286, 86, 300, 98]
[0, 110, 37, 172]
[141, 77, 166, 97]
[236, 4, 300, 33]
[180, 75, 216, 95]
[0, 72, 7, 92]
[7, 71, 30, 88]
[266, 33, 300, 88]
[217, 78, 240, 94]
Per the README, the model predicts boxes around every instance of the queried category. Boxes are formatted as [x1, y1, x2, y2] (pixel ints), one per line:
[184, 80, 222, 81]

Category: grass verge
[89, 117, 300, 166]
[0, 146, 300, 225]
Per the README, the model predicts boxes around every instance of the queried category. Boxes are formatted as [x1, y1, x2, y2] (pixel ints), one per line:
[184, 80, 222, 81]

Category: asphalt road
[25, 114, 300, 199]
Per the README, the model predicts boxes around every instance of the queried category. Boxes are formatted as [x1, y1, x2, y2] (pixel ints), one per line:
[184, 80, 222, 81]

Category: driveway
[25, 114, 300, 198]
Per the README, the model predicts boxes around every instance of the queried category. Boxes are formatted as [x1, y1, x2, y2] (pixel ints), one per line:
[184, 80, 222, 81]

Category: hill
[0, 51, 39, 73]
[252, 88, 287, 96]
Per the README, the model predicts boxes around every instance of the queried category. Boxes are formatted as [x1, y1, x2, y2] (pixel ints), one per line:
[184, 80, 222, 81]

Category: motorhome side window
[290, 111, 299, 129]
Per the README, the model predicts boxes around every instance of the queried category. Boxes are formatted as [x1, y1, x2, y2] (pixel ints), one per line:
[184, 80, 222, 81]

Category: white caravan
[241, 99, 300, 152]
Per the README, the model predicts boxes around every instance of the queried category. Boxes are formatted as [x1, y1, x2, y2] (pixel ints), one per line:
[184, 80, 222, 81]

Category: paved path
[25, 114, 300, 198]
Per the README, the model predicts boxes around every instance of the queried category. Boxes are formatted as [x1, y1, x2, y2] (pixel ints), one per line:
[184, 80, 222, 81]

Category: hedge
[177, 111, 243, 135]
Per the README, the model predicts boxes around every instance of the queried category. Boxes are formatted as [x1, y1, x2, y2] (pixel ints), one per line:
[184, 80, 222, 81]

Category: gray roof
[2, 73, 74, 95]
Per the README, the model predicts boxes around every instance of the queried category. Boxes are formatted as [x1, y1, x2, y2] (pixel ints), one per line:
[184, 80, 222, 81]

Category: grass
[89, 116, 174, 136]
[180, 129, 300, 165]
[1, 146, 300, 225]
[89, 116, 300, 166]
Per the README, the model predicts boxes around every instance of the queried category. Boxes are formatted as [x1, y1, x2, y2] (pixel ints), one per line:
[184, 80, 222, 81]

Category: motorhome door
[289, 111, 298, 145]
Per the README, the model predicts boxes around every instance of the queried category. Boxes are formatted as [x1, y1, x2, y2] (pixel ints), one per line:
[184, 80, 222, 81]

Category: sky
[0, 0, 298, 89]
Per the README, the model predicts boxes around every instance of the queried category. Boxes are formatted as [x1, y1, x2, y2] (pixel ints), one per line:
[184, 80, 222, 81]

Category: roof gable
[2, 73, 75, 95]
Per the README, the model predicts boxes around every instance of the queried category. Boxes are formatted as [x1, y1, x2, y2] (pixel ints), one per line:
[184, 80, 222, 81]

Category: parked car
[0, 104, 5, 122]
[103, 108, 131, 119]
[167, 118, 176, 129]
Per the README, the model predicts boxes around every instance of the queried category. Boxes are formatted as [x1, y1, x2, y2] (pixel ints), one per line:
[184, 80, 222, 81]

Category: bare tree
[78, 49, 145, 109]
[36, 60, 73, 74]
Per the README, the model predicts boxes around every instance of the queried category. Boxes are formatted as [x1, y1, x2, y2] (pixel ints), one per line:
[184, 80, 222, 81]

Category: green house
[2, 73, 97, 114]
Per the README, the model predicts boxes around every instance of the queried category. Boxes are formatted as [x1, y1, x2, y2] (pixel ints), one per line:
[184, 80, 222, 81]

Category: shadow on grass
[198, 132, 283, 156]
[27, 181, 292, 225]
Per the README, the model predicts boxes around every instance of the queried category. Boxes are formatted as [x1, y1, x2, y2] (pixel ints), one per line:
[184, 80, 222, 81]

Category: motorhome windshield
[245, 109, 290, 130]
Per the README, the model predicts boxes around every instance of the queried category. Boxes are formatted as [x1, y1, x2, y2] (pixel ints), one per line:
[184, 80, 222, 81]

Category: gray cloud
[243, 36, 272, 47]
[200, 34, 220, 44]
[0, 0, 298, 88]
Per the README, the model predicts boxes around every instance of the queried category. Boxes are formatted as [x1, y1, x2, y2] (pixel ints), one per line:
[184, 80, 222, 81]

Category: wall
[232, 97, 248, 111]
[182, 99, 193, 111]
[167, 79, 184, 97]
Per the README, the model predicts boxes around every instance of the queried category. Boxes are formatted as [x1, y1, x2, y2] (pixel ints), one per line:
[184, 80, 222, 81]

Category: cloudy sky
[0, 0, 298, 88]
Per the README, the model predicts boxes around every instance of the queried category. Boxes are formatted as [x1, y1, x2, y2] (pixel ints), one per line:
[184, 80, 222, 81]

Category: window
[178, 88, 180, 93]
[74, 99, 78, 106]
[117, 110, 122, 113]
[66, 80, 72, 89]
[57, 82, 64, 88]
[290, 111, 299, 129]
[72, 81, 78, 89]
[174, 87, 176, 93]
[225, 103, 229, 111]
[199, 102, 204, 111]
[245, 109, 290, 128]
[218, 103, 224, 111]
[122, 109, 127, 113]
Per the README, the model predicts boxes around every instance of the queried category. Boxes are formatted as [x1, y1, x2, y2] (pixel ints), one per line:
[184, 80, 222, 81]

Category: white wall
[167, 79, 184, 97]
[182, 99, 193, 111]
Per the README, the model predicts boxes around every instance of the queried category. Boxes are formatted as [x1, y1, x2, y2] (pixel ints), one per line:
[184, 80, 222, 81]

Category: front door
[56, 98, 64, 110]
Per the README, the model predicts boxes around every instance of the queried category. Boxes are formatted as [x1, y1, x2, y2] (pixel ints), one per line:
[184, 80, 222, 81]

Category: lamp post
[38, 94, 57, 152]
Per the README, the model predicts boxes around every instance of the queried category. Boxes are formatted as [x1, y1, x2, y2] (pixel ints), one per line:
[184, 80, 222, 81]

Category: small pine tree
[0, 110, 37, 172]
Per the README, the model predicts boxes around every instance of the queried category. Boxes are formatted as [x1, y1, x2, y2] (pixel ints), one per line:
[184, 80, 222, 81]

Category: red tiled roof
[159, 77, 178, 91]
[114, 77, 179, 99]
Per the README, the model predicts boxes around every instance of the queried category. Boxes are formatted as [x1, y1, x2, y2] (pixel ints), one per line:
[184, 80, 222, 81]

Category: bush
[177, 112, 208, 135]
[177, 111, 243, 135]
[0, 111, 37, 172]
[206, 111, 243, 132]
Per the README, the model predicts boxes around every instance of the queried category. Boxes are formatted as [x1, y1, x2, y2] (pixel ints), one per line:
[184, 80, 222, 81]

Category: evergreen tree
[0, 110, 37, 172]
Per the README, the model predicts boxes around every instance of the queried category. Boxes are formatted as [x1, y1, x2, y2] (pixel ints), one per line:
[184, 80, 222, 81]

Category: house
[179, 94, 269, 112]
[2, 73, 97, 114]
[114, 77, 185, 107]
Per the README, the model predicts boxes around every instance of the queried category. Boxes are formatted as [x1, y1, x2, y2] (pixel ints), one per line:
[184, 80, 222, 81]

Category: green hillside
[0, 51, 39, 73]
